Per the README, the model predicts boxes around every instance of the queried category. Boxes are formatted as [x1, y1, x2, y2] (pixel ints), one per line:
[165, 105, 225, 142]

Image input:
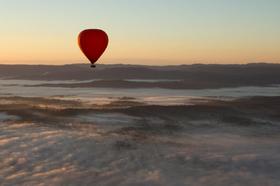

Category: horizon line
[0, 62, 279, 67]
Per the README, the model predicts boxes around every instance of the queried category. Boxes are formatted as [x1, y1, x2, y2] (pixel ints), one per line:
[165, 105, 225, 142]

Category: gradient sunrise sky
[0, 0, 279, 65]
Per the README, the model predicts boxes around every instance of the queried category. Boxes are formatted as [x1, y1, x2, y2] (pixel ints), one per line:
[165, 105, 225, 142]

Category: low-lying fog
[1, 80, 280, 185]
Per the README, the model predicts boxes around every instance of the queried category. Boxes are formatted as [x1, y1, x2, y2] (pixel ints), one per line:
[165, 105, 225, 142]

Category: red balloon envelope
[78, 29, 109, 67]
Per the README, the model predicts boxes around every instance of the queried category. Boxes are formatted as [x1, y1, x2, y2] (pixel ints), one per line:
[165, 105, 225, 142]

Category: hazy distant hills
[1, 63, 280, 89]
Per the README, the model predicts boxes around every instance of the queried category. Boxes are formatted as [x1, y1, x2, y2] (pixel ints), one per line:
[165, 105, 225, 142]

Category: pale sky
[0, 0, 280, 65]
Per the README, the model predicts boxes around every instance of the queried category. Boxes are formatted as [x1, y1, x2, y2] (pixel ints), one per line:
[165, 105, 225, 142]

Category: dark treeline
[1, 63, 280, 88]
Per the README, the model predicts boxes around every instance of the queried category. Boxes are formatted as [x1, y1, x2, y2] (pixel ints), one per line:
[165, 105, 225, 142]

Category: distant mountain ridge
[1, 63, 280, 89]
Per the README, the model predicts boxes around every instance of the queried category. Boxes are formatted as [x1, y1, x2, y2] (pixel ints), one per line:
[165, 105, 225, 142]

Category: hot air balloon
[78, 29, 109, 68]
